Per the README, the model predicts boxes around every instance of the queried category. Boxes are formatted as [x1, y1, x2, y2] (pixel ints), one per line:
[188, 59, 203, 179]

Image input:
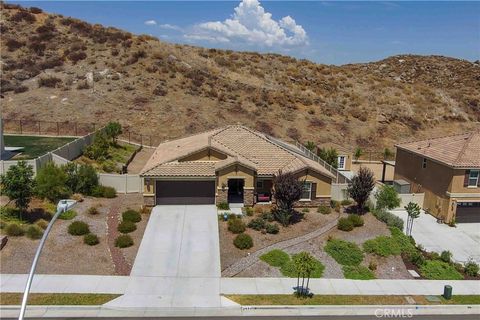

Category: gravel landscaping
[229, 210, 412, 279]
[0, 194, 148, 275]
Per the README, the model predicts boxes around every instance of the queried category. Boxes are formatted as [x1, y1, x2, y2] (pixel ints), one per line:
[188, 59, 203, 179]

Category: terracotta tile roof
[141, 125, 336, 178]
[144, 161, 216, 177]
[395, 131, 480, 168]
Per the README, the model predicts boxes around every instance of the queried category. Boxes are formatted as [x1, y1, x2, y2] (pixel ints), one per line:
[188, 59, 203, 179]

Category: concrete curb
[0, 304, 479, 318]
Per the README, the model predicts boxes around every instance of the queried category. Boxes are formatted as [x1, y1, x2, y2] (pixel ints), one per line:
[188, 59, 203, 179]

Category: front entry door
[228, 179, 244, 203]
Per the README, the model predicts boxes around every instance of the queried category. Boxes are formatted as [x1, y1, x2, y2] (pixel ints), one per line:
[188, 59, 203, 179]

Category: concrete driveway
[131, 205, 220, 277]
[391, 210, 480, 263]
[106, 205, 229, 309]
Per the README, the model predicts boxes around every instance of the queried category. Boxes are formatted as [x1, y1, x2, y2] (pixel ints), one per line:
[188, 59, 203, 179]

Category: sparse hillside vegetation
[1, 3, 479, 149]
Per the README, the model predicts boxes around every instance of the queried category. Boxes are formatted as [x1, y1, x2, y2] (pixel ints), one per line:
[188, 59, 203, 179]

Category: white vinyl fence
[331, 183, 349, 201]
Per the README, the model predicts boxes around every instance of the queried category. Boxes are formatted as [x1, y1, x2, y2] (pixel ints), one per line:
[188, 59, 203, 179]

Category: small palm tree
[405, 202, 421, 236]
[292, 252, 316, 297]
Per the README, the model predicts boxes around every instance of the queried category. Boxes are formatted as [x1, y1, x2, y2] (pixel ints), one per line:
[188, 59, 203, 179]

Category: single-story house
[140, 125, 337, 207]
[394, 131, 480, 223]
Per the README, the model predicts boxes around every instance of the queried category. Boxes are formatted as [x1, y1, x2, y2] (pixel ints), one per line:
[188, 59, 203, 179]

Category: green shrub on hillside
[35, 219, 49, 230]
[337, 217, 354, 231]
[420, 260, 463, 280]
[325, 239, 363, 266]
[464, 260, 479, 277]
[371, 208, 404, 230]
[115, 234, 133, 248]
[343, 265, 376, 280]
[84, 233, 99, 246]
[5, 223, 24, 236]
[118, 221, 137, 234]
[363, 236, 401, 257]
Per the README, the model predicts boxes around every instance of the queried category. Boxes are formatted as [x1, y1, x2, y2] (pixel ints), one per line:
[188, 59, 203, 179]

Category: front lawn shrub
[228, 218, 246, 234]
[272, 208, 293, 227]
[408, 251, 426, 267]
[325, 239, 363, 266]
[280, 254, 325, 278]
[68, 221, 90, 236]
[337, 217, 354, 231]
[464, 260, 479, 277]
[59, 210, 77, 220]
[420, 260, 463, 280]
[217, 202, 229, 210]
[5, 223, 24, 236]
[233, 233, 253, 250]
[265, 223, 279, 234]
[440, 250, 452, 263]
[343, 265, 376, 280]
[122, 209, 141, 223]
[35, 219, 49, 230]
[91, 185, 116, 198]
[347, 214, 364, 227]
[245, 207, 254, 216]
[115, 234, 133, 248]
[317, 205, 331, 215]
[261, 212, 274, 222]
[248, 217, 266, 231]
[363, 236, 401, 257]
[84, 233, 99, 246]
[390, 227, 416, 255]
[372, 208, 404, 230]
[260, 249, 290, 267]
[118, 221, 136, 234]
[26, 225, 43, 239]
[87, 206, 100, 215]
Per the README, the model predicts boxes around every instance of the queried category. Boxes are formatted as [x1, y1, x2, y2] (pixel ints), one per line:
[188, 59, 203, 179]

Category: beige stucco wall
[338, 153, 353, 171]
[450, 169, 480, 193]
[179, 148, 227, 162]
[351, 160, 395, 181]
[295, 169, 332, 197]
[217, 164, 255, 189]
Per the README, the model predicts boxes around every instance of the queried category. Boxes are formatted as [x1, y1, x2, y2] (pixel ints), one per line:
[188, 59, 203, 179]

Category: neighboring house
[394, 131, 480, 223]
[140, 125, 337, 207]
[317, 142, 353, 171]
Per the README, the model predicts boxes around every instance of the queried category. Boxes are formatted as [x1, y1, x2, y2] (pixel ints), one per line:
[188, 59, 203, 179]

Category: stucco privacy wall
[99, 174, 143, 193]
[351, 160, 395, 181]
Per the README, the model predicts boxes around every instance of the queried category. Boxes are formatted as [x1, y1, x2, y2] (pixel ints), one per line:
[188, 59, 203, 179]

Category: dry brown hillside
[1, 3, 479, 149]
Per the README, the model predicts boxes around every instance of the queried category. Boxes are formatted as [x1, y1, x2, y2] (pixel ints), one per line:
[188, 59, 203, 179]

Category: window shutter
[311, 183, 317, 200]
[464, 170, 470, 187]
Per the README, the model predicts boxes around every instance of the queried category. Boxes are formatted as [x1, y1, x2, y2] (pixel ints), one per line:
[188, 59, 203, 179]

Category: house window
[422, 158, 427, 169]
[338, 156, 346, 170]
[256, 180, 264, 189]
[468, 170, 479, 187]
[301, 182, 312, 200]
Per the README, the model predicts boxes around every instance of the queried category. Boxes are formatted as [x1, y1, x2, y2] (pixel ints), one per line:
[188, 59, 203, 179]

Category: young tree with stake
[405, 202, 421, 236]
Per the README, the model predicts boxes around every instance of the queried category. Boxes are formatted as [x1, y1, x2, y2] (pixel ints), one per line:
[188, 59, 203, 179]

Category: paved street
[391, 210, 480, 263]
[2, 316, 480, 320]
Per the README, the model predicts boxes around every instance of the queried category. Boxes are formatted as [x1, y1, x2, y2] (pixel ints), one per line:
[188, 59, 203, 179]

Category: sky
[10, 1, 480, 65]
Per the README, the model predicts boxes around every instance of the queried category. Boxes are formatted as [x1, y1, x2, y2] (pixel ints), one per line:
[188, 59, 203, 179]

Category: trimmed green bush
[265, 223, 279, 234]
[91, 185, 117, 198]
[115, 234, 133, 248]
[87, 206, 100, 215]
[228, 218, 246, 234]
[261, 212, 274, 222]
[408, 251, 426, 267]
[464, 260, 479, 277]
[325, 239, 363, 266]
[5, 223, 24, 236]
[59, 209, 77, 220]
[84, 233, 99, 246]
[440, 250, 452, 263]
[118, 220, 137, 234]
[347, 214, 364, 227]
[68, 221, 90, 236]
[343, 265, 376, 280]
[371, 208, 404, 230]
[233, 233, 253, 250]
[35, 219, 49, 230]
[281, 255, 325, 278]
[248, 217, 266, 231]
[217, 202, 229, 210]
[26, 225, 44, 239]
[122, 209, 141, 223]
[317, 205, 331, 214]
[260, 249, 290, 267]
[420, 260, 463, 280]
[337, 217, 354, 231]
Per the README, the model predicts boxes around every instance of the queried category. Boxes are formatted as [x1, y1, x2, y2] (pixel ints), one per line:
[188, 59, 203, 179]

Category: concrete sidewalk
[2, 274, 480, 296]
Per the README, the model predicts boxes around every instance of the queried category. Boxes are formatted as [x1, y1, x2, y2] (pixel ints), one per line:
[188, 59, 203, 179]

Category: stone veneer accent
[216, 188, 228, 204]
[143, 195, 155, 207]
[243, 188, 254, 206]
[293, 197, 330, 207]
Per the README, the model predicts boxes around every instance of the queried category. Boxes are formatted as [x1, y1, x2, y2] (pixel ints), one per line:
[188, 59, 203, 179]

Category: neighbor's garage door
[456, 202, 480, 223]
[155, 180, 215, 205]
